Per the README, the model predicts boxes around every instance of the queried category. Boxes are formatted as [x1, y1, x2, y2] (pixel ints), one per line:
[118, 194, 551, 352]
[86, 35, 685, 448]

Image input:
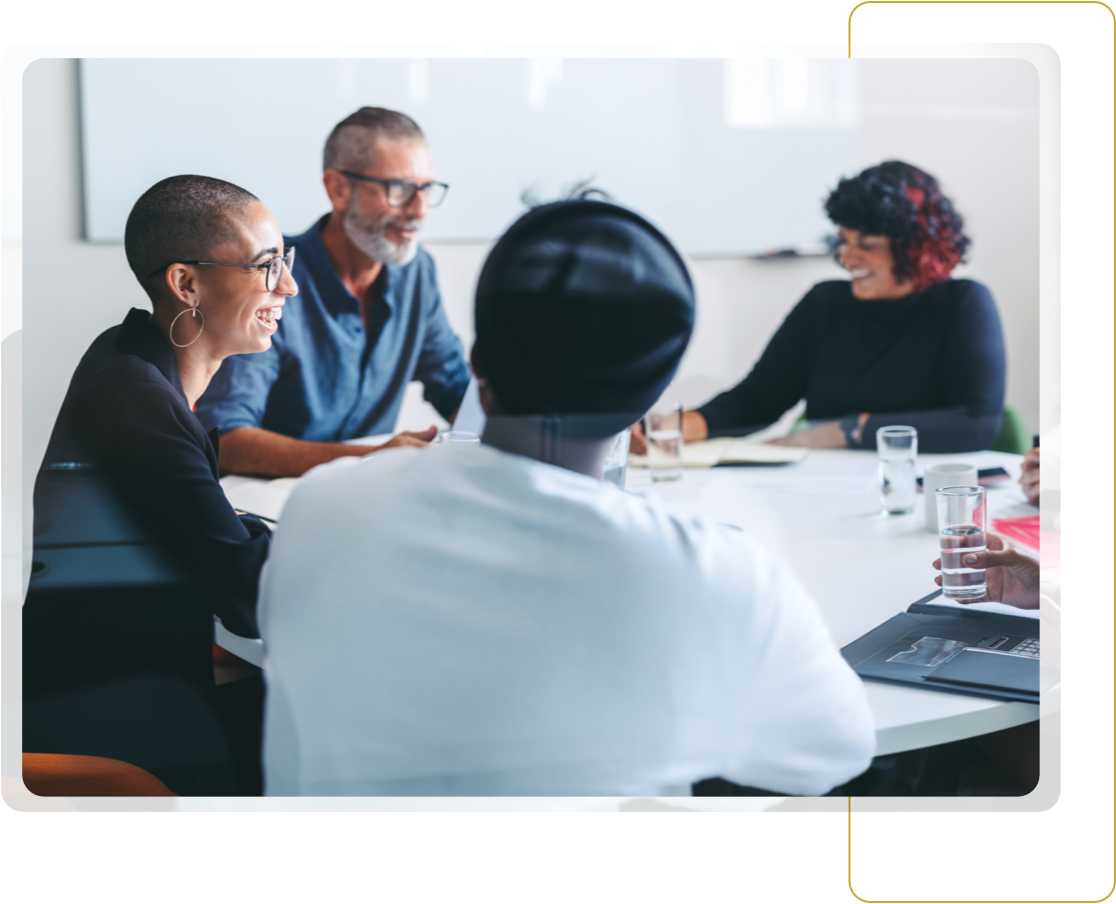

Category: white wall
[16, 57, 1040, 493]
[858, 57, 1041, 441]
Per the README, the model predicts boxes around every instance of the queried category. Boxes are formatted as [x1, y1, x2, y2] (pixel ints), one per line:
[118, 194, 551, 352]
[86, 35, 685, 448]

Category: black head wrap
[473, 201, 695, 437]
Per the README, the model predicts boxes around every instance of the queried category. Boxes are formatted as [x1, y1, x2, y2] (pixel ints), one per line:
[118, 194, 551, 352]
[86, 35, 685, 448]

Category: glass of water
[876, 426, 917, 514]
[646, 400, 683, 482]
[602, 428, 631, 488]
[936, 485, 987, 600]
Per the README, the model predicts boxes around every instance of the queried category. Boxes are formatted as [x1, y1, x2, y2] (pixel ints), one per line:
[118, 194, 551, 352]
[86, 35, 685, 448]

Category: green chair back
[990, 404, 1029, 455]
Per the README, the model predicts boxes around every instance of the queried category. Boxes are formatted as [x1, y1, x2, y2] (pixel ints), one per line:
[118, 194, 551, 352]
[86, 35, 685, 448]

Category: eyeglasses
[147, 246, 295, 292]
[339, 171, 449, 208]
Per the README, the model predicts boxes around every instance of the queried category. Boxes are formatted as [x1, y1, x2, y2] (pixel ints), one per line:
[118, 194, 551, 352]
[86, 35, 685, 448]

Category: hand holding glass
[936, 485, 987, 600]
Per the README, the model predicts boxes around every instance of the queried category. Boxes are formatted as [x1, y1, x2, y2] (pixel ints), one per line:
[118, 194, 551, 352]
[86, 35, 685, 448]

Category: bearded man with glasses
[197, 107, 469, 477]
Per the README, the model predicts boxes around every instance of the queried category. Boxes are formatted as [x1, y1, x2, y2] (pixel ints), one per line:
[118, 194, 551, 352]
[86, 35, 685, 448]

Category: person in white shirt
[260, 197, 876, 797]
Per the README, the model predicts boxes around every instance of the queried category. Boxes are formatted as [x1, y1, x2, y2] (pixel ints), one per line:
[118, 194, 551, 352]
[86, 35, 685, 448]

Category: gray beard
[343, 207, 421, 266]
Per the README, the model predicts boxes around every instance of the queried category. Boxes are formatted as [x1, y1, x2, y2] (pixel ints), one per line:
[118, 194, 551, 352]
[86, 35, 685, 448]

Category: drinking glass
[646, 400, 683, 482]
[936, 485, 988, 600]
[602, 428, 631, 488]
[876, 426, 917, 514]
[923, 462, 977, 532]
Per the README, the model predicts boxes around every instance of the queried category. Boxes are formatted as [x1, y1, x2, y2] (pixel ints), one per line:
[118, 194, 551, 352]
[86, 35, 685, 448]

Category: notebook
[840, 589, 1046, 703]
[630, 436, 809, 469]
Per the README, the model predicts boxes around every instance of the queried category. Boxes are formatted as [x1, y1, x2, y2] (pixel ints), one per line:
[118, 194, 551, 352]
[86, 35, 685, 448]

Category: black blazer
[39, 308, 270, 637]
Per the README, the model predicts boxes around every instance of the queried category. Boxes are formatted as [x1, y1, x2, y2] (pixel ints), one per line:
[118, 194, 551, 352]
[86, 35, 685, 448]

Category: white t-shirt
[260, 443, 875, 796]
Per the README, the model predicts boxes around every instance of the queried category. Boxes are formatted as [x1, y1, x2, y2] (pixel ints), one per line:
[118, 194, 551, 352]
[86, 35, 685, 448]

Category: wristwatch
[840, 414, 861, 448]
[840, 412, 871, 448]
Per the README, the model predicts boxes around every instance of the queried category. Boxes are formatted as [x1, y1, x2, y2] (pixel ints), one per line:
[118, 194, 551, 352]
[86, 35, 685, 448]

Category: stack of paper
[630, 437, 808, 469]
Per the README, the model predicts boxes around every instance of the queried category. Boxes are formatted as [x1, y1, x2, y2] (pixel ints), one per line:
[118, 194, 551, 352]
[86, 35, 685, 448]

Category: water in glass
[879, 458, 917, 514]
[648, 429, 683, 481]
[939, 525, 987, 600]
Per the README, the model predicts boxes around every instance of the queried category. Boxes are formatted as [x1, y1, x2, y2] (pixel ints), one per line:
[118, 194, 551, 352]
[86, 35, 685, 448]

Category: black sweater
[697, 279, 1006, 453]
[38, 308, 271, 637]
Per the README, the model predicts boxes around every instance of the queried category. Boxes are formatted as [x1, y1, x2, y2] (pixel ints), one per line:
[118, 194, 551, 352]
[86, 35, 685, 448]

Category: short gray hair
[323, 107, 426, 173]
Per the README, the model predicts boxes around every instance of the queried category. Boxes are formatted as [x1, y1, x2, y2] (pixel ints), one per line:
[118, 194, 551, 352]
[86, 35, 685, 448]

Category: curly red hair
[826, 162, 970, 292]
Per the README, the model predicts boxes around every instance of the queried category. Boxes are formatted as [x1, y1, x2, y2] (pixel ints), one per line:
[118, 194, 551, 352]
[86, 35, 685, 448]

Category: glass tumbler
[876, 426, 917, 514]
[646, 401, 683, 482]
[936, 485, 988, 600]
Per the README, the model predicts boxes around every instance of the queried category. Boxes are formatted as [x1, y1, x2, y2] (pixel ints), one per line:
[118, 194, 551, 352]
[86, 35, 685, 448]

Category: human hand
[933, 531, 1040, 609]
[767, 419, 847, 448]
[375, 425, 439, 451]
[1019, 447, 1040, 504]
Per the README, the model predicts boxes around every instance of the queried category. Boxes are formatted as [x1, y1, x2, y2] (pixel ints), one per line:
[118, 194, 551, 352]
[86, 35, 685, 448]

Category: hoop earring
[169, 306, 204, 348]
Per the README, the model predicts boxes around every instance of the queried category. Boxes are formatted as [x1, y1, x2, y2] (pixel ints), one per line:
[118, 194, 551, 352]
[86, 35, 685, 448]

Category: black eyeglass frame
[339, 171, 450, 208]
[146, 246, 296, 292]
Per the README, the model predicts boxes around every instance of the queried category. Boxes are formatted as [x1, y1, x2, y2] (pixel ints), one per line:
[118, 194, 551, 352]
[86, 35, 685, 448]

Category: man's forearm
[219, 427, 377, 478]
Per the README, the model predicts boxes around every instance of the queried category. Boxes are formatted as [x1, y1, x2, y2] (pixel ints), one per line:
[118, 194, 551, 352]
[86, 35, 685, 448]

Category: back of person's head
[124, 174, 259, 304]
[322, 107, 426, 173]
[473, 197, 695, 437]
[825, 160, 970, 291]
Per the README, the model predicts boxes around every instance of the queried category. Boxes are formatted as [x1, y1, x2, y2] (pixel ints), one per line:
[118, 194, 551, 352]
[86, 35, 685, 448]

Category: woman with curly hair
[643, 161, 1006, 453]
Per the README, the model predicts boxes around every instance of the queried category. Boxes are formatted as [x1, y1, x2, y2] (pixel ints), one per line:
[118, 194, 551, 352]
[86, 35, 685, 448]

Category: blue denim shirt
[197, 216, 470, 442]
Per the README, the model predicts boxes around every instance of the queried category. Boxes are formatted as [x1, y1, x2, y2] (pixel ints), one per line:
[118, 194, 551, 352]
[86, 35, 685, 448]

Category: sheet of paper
[221, 476, 299, 523]
[630, 436, 808, 468]
[718, 438, 809, 464]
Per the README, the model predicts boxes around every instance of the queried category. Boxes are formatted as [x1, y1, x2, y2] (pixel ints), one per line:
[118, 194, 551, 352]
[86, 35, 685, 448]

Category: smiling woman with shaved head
[27, 174, 298, 794]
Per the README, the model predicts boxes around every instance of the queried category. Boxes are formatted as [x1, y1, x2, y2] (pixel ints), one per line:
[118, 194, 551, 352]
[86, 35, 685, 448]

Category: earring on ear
[169, 305, 205, 348]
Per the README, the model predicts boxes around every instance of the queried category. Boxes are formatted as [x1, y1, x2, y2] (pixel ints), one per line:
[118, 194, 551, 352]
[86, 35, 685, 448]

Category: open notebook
[630, 436, 808, 468]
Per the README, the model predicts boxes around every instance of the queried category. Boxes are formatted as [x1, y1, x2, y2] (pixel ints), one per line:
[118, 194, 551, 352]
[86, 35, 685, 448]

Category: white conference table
[219, 444, 1044, 758]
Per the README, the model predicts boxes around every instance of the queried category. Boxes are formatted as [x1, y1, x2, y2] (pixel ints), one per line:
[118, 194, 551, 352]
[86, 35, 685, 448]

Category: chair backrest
[23, 753, 177, 797]
[25, 467, 254, 797]
[990, 404, 1030, 455]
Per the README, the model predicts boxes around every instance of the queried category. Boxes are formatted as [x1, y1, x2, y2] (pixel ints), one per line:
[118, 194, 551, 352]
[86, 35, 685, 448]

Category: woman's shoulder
[924, 279, 1000, 322]
[78, 336, 178, 403]
[927, 278, 995, 305]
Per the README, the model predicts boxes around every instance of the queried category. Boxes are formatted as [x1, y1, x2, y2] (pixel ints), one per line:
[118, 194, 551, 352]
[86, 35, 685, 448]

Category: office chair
[23, 753, 177, 797]
[26, 466, 262, 796]
[2, 745, 177, 808]
[989, 404, 1030, 456]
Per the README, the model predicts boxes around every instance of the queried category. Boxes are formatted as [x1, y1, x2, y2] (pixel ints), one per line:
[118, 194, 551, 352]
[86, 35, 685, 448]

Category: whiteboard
[79, 58, 861, 256]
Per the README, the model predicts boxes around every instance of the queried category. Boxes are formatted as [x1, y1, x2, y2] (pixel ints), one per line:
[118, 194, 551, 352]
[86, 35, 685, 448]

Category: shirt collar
[114, 308, 187, 399]
[289, 214, 400, 320]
